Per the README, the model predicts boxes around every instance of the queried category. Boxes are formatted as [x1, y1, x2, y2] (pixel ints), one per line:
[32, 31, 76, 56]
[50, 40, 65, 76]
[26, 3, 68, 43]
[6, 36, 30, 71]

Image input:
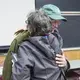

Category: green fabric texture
[2, 30, 30, 80]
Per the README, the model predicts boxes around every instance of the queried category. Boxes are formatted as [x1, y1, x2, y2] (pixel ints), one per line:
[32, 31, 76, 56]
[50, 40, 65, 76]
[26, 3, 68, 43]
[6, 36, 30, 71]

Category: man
[39, 4, 70, 79]
[40, 4, 69, 66]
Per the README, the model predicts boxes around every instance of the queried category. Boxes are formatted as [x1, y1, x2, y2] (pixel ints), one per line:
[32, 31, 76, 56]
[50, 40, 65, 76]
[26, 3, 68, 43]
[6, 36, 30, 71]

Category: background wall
[0, 0, 35, 75]
[35, 0, 80, 48]
[0, 0, 35, 46]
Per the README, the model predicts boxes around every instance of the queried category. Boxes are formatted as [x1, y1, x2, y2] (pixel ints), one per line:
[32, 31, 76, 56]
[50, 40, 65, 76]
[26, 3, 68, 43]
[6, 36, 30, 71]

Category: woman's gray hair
[25, 10, 52, 36]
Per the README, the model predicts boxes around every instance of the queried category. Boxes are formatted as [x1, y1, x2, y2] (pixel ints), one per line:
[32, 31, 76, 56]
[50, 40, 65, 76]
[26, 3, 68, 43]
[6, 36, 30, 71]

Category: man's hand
[55, 53, 67, 67]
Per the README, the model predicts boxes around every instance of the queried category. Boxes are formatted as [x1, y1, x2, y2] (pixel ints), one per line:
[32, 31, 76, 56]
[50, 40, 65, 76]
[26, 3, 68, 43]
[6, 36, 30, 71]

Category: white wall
[0, 0, 35, 46]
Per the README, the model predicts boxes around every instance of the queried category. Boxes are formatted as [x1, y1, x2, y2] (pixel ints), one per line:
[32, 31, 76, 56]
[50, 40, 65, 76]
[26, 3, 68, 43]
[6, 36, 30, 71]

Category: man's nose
[55, 24, 59, 28]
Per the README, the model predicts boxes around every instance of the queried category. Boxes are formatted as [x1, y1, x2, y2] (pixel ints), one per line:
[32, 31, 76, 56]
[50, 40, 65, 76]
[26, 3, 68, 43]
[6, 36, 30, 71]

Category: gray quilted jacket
[11, 30, 70, 80]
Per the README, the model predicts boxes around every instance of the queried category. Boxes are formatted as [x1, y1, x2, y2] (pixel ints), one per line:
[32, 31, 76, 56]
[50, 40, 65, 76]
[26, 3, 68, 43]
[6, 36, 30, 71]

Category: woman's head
[25, 10, 52, 36]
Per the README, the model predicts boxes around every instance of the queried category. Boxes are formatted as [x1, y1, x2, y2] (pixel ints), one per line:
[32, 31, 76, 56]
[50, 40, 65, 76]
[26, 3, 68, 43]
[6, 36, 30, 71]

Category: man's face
[51, 20, 61, 31]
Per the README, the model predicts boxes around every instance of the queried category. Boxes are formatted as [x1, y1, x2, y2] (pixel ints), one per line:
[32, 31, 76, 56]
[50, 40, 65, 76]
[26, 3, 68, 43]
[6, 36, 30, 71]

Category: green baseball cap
[40, 4, 67, 21]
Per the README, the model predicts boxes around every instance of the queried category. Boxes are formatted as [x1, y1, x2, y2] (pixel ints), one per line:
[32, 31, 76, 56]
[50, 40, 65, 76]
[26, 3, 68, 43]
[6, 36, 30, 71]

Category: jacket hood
[28, 33, 58, 59]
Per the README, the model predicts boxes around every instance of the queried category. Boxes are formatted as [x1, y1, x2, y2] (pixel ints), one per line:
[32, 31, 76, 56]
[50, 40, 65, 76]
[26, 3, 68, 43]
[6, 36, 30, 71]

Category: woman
[11, 10, 70, 80]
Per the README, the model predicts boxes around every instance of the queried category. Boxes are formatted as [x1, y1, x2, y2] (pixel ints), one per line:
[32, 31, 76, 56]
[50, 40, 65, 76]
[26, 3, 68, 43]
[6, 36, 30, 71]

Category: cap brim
[40, 8, 67, 21]
[48, 13, 67, 22]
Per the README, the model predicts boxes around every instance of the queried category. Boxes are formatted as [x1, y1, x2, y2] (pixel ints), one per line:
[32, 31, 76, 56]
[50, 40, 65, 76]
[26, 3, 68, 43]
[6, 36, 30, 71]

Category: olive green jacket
[2, 30, 30, 80]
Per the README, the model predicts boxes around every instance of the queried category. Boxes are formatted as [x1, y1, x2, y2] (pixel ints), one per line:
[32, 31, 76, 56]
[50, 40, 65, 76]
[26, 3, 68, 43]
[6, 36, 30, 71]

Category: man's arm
[55, 53, 70, 71]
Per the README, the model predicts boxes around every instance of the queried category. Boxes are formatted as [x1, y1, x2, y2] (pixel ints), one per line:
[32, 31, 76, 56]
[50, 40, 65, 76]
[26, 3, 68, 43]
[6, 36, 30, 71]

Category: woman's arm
[11, 43, 34, 80]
